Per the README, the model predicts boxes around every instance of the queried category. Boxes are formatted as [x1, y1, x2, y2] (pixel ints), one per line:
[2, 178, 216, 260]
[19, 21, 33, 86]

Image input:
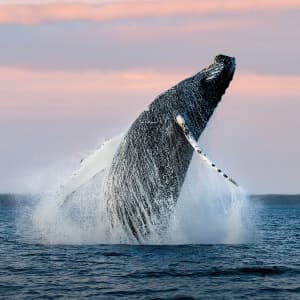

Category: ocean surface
[0, 194, 300, 299]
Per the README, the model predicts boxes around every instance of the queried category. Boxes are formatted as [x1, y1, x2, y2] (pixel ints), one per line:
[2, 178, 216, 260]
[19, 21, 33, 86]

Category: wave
[251, 194, 300, 206]
[4, 194, 300, 208]
[0, 194, 37, 207]
[122, 265, 293, 279]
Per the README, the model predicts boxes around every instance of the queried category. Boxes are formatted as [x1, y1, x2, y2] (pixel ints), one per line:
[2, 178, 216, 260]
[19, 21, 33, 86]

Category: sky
[0, 0, 299, 194]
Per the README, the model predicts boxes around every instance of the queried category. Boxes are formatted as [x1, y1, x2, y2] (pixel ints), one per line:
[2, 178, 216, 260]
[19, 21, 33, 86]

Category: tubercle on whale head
[215, 54, 236, 82]
[174, 54, 236, 140]
[201, 54, 236, 105]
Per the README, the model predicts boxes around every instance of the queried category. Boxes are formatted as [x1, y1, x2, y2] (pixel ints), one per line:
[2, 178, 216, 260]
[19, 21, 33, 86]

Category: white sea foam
[167, 155, 254, 244]
[22, 134, 256, 245]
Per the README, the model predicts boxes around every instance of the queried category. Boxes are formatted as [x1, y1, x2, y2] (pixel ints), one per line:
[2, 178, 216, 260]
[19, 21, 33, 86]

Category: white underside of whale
[57, 134, 123, 206]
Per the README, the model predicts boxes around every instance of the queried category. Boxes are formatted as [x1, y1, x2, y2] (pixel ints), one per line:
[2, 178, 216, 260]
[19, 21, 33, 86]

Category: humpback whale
[103, 54, 236, 243]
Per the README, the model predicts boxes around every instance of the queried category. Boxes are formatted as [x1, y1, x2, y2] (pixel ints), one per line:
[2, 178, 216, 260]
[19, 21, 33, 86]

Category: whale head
[201, 54, 236, 106]
[171, 54, 236, 140]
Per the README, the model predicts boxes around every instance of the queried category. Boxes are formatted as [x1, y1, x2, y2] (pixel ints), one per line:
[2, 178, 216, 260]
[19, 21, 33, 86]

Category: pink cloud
[1, 68, 299, 118]
[229, 73, 300, 97]
[0, 0, 299, 24]
[115, 19, 249, 40]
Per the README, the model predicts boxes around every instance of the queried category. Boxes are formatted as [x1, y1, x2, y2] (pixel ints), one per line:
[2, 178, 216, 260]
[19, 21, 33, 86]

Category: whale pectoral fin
[57, 133, 123, 208]
[176, 114, 238, 187]
[176, 114, 200, 152]
[58, 168, 106, 208]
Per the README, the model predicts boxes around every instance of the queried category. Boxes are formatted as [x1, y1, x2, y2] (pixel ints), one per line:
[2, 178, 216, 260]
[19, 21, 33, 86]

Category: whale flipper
[176, 114, 238, 187]
[57, 134, 123, 207]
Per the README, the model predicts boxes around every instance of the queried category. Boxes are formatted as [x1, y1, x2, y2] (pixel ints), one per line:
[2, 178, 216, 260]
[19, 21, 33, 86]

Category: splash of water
[167, 155, 254, 244]
[21, 134, 256, 245]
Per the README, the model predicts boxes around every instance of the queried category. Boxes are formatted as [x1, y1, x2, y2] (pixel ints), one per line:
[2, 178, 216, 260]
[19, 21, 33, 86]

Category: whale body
[103, 55, 236, 242]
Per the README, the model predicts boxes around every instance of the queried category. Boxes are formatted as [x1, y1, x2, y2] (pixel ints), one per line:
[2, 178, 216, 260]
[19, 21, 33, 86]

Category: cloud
[1, 67, 299, 118]
[0, 0, 299, 25]
[0, 68, 183, 118]
[0, 7, 298, 76]
[228, 73, 300, 97]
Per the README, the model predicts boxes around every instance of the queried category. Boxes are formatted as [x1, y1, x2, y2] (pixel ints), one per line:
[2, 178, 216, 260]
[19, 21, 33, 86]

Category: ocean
[0, 194, 299, 299]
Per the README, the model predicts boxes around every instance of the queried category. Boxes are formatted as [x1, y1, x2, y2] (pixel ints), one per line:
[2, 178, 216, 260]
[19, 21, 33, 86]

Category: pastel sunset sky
[1, 0, 299, 194]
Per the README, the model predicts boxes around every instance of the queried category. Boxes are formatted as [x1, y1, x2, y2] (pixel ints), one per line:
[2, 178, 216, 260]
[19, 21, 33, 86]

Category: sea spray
[27, 135, 128, 244]
[21, 134, 256, 245]
[29, 165, 112, 244]
[165, 154, 254, 244]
